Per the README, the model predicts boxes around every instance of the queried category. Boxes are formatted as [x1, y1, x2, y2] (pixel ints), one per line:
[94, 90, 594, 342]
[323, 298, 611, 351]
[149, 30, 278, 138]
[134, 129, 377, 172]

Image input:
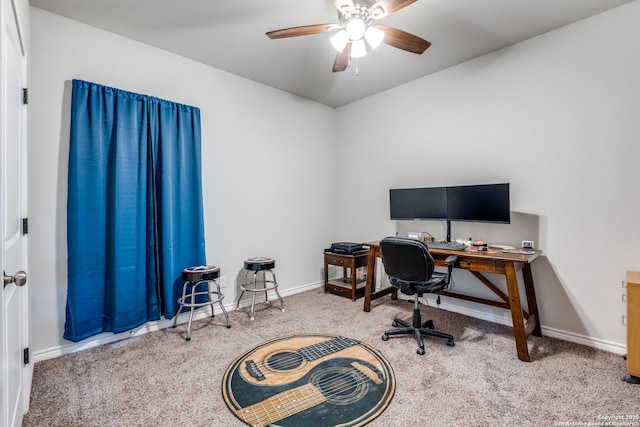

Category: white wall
[335, 1, 640, 350]
[29, 2, 640, 359]
[28, 8, 338, 358]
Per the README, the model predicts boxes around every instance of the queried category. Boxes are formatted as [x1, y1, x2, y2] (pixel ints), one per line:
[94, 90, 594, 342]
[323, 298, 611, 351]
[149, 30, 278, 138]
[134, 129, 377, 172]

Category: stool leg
[207, 280, 215, 318]
[185, 281, 199, 342]
[270, 270, 285, 312]
[236, 270, 249, 309]
[212, 278, 230, 328]
[262, 270, 269, 302]
[172, 280, 189, 328]
[249, 271, 258, 320]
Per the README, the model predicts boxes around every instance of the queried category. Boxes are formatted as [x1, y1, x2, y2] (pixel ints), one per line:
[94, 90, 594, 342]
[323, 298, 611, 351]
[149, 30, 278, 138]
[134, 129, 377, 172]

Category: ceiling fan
[266, 0, 431, 72]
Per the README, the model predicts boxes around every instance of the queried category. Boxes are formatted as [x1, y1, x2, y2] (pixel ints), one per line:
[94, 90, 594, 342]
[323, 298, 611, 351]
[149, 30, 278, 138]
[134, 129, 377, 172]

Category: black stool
[172, 265, 230, 341]
[235, 257, 284, 320]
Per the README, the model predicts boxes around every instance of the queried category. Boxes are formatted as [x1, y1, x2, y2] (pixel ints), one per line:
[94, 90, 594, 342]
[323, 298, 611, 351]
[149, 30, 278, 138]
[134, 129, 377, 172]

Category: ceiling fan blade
[376, 25, 431, 54]
[368, 0, 416, 20]
[266, 24, 337, 39]
[332, 0, 355, 14]
[332, 47, 349, 72]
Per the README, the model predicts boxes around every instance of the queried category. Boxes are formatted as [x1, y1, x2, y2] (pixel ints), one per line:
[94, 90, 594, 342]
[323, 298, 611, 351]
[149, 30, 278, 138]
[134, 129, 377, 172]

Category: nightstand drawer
[325, 281, 365, 299]
[456, 258, 497, 273]
[324, 254, 349, 266]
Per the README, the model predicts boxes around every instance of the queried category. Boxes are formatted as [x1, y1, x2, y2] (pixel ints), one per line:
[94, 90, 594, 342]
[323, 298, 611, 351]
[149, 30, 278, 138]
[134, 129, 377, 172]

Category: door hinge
[22, 218, 28, 235]
[22, 88, 28, 105]
[23, 347, 30, 365]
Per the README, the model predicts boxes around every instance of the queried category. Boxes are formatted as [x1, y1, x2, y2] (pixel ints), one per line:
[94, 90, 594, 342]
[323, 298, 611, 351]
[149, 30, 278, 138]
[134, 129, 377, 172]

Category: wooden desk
[363, 241, 542, 362]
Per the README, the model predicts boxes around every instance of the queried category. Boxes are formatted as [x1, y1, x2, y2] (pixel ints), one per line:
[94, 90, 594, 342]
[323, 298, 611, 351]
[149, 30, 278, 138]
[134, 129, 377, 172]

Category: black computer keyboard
[425, 241, 468, 251]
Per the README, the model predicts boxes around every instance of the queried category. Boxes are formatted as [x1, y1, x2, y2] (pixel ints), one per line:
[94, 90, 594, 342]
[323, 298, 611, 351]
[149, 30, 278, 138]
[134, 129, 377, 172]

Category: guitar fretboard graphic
[235, 383, 327, 427]
[298, 336, 359, 360]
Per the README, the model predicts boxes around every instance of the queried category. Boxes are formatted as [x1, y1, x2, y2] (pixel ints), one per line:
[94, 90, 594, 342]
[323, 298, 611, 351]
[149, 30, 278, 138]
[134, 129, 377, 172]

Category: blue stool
[236, 257, 284, 320]
[172, 265, 230, 341]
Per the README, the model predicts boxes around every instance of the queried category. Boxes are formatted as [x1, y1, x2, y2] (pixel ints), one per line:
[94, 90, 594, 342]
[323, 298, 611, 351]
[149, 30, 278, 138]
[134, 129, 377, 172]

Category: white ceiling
[30, 0, 635, 108]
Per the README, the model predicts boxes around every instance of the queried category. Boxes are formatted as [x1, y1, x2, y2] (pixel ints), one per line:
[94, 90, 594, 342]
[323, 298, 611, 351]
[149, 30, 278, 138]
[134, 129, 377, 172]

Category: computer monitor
[389, 187, 447, 221]
[389, 183, 511, 242]
[446, 183, 510, 224]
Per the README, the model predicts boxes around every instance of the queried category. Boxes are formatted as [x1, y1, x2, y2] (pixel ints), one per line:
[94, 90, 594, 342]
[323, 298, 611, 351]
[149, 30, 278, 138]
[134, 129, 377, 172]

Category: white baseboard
[33, 281, 626, 363]
[33, 281, 324, 363]
[541, 325, 626, 355]
[421, 296, 627, 355]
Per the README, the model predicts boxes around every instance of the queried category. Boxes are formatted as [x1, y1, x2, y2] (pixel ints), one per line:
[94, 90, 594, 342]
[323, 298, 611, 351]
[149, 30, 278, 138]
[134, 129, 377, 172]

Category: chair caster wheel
[622, 374, 640, 384]
[226, 325, 231, 329]
[417, 347, 425, 355]
[185, 337, 191, 342]
[391, 320, 398, 327]
[423, 320, 434, 329]
[447, 340, 455, 347]
[381, 334, 389, 341]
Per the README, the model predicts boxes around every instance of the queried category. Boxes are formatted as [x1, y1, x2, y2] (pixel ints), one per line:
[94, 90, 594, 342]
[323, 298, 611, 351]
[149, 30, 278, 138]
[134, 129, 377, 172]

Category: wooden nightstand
[324, 249, 369, 301]
[626, 271, 640, 383]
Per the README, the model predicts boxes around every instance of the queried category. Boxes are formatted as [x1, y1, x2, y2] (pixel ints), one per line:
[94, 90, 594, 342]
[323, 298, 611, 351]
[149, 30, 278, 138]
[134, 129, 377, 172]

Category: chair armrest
[444, 255, 458, 285]
[445, 255, 458, 266]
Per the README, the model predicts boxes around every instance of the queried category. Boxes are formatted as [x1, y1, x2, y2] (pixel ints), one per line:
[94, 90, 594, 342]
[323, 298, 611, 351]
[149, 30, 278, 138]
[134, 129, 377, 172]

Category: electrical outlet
[522, 240, 534, 249]
[219, 275, 227, 288]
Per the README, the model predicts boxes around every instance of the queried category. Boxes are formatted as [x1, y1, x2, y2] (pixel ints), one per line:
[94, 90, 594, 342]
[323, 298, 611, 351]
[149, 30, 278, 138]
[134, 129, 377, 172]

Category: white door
[1, 0, 29, 425]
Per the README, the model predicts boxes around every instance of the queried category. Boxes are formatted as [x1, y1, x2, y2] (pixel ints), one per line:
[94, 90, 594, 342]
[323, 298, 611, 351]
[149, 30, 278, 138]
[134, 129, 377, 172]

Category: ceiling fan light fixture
[350, 39, 367, 58]
[346, 17, 366, 40]
[330, 30, 349, 52]
[364, 26, 384, 49]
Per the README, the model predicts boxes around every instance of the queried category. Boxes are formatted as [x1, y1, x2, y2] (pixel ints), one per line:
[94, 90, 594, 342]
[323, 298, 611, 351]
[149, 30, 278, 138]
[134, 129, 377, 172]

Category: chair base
[382, 308, 454, 355]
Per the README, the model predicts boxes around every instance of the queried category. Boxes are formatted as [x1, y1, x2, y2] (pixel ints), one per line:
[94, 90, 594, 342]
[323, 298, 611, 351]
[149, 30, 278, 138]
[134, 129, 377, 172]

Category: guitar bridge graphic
[245, 360, 265, 381]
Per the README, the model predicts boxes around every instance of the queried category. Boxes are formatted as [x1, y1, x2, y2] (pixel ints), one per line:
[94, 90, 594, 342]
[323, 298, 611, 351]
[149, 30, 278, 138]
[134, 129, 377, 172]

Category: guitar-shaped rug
[222, 334, 395, 427]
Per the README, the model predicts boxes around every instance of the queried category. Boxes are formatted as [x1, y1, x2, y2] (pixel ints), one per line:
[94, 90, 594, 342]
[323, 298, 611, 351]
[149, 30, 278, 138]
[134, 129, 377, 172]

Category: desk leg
[324, 260, 329, 293]
[505, 262, 531, 362]
[364, 249, 376, 312]
[349, 264, 356, 301]
[523, 263, 542, 337]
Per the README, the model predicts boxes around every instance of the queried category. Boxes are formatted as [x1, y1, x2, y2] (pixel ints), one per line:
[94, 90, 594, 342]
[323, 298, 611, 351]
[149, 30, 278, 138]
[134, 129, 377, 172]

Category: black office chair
[379, 236, 458, 355]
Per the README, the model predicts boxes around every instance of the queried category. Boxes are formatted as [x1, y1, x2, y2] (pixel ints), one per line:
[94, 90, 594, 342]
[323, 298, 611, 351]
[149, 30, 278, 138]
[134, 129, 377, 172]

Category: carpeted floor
[24, 288, 639, 426]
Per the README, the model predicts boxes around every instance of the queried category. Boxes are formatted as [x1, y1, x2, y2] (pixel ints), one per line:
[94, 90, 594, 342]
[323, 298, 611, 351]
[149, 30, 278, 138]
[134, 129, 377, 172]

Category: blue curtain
[65, 80, 205, 342]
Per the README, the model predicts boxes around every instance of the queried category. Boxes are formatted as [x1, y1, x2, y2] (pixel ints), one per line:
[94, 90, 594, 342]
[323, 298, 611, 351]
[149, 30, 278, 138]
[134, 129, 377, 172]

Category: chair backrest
[379, 236, 435, 285]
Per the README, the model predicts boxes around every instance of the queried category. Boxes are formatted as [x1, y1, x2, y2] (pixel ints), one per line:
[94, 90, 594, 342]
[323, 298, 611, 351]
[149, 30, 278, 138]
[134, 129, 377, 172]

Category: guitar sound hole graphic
[310, 366, 369, 405]
[266, 351, 305, 371]
[222, 334, 395, 427]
